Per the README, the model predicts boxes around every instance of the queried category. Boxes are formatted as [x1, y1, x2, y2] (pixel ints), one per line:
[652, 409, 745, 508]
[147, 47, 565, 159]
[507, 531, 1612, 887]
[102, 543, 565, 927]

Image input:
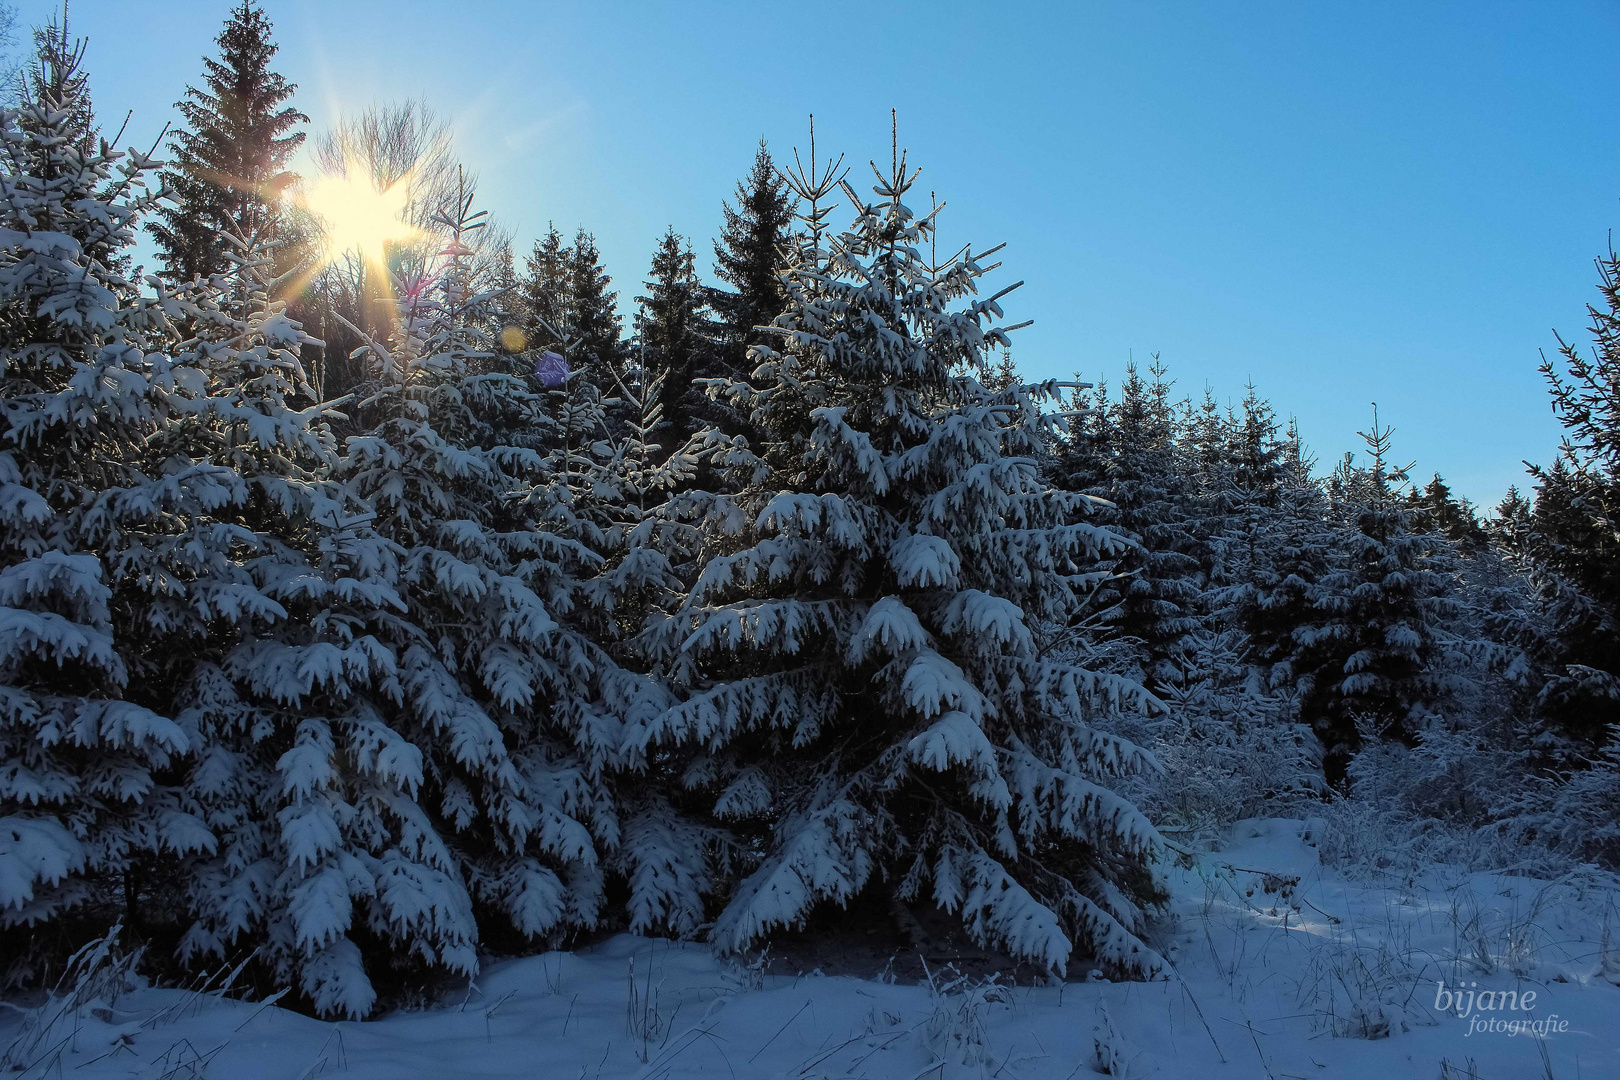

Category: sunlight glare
[302, 167, 420, 269]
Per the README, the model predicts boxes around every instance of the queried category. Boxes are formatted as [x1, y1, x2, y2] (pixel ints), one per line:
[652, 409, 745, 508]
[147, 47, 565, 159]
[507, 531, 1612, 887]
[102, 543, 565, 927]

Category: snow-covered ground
[6, 819, 1617, 1079]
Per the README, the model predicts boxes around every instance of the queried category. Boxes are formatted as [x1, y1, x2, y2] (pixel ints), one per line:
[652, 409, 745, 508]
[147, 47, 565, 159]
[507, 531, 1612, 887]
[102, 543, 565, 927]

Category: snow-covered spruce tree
[1462, 246, 1620, 868]
[18, 15, 97, 158]
[1515, 248, 1620, 744]
[1518, 458, 1620, 738]
[1409, 473, 1486, 550]
[635, 227, 717, 458]
[1293, 409, 1458, 780]
[564, 228, 623, 379]
[1229, 427, 1340, 734]
[1181, 386, 1231, 512]
[154, 180, 534, 1017]
[0, 29, 231, 972]
[1204, 383, 1285, 592]
[1051, 375, 1112, 497]
[1114, 386, 1323, 843]
[1054, 361, 1204, 690]
[144, 220, 466, 1019]
[516, 223, 571, 356]
[627, 146, 1167, 976]
[1317, 516, 1545, 871]
[984, 347, 1021, 392]
[331, 180, 672, 996]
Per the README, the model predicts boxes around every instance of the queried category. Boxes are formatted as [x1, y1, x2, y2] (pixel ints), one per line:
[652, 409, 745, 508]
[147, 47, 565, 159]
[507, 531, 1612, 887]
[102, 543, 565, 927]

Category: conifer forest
[0, 4, 1618, 1078]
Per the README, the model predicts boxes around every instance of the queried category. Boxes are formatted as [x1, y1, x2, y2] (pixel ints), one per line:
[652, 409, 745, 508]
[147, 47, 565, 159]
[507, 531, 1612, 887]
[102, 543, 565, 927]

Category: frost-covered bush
[1307, 544, 1582, 879]
[920, 964, 1009, 1070]
[1120, 628, 1321, 845]
[1489, 725, 1620, 871]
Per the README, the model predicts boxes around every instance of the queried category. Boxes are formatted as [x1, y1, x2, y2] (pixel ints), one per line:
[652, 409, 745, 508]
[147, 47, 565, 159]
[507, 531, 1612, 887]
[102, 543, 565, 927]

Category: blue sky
[19, 0, 1620, 506]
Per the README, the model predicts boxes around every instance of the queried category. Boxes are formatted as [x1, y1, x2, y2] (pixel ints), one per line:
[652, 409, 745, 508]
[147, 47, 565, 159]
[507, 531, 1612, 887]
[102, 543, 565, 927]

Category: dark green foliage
[1203, 385, 1288, 591]
[1296, 412, 1455, 778]
[634, 227, 715, 457]
[1487, 485, 1534, 557]
[1231, 385, 1286, 507]
[710, 139, 796, 376]
[518, 223, 571, 350]
[150, 2, 307, 283]
[566, 229, 622, 372]
[1056, 361, 1204, 687]
[1516, 246, 1620, 741]
[514, 225, 623, 385]
[1409, 474, 1486, 550]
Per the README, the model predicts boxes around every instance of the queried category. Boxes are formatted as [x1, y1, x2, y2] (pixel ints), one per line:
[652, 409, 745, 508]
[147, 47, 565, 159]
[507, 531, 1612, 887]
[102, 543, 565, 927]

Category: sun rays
[300, 164, 421, 274]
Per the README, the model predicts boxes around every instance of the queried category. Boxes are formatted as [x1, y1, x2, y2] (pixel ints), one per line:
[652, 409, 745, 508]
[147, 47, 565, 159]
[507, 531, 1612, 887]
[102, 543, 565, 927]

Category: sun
[301, 167, 420, 270]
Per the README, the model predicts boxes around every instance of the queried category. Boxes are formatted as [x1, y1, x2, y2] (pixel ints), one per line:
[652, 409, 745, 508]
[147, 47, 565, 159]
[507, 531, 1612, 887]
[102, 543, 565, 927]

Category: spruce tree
[162, 233, 416, 1019]
[0, 26, 227, 969]
[565, 228, 622, 374]
[1231, 385, 1285, 503]
[1410, 474, 1485, 550]
[150, 1, 307, 283]
[517, 223, 571, 351]
[511, 224, 622, 388]
[710, 139, 796, 375]
[324, 185, 670, 1005]
[1052, 376, 1113, 499]
[1207, 383, 1286, 590]
[1520, 243, 1620, 742]
[18, 14, 93, 153]
[1237, 478, 1335, 686]
[635, 227, 714, 456]
[984, 348, 1020, 392]
[1487, 485, 1534, 558]
[1076, 361, 1205, 687]
[1293, 409, 1455, 778]
[1523, 458, 1620, 739]
[628, 145, 1166, 975]
[1182, 386, 1230, 505]
[164, 179, 532, 1017]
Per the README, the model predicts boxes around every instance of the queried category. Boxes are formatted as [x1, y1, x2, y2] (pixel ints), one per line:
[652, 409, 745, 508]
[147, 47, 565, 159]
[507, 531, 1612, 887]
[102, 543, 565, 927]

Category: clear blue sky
[19, 0, 1620, 507]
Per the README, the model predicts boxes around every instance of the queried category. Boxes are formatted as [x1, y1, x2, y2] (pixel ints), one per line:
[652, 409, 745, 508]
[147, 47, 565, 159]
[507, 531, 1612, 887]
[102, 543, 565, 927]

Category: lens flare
[500, 325, 528, 352]
[301, 166, 420, 271]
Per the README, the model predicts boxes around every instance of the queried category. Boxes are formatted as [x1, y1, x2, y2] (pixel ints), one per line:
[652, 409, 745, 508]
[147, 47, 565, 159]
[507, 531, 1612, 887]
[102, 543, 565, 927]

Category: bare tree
[315, 99, 454, 226]
[0, 3, 21, 102]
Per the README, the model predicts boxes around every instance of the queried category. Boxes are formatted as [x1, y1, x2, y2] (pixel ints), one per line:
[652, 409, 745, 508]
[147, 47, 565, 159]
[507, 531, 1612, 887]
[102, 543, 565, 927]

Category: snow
[889, 533, 961, 589]
[844, 597, 930, 665]
[0, 817, 82, 916]
[907, 711, 1001, 778]
[8, 818, 1617, 1078]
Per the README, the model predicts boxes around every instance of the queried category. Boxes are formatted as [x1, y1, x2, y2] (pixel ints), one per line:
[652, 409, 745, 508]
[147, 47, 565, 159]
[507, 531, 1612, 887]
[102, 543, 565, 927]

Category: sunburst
[300, 164, 420, 273]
